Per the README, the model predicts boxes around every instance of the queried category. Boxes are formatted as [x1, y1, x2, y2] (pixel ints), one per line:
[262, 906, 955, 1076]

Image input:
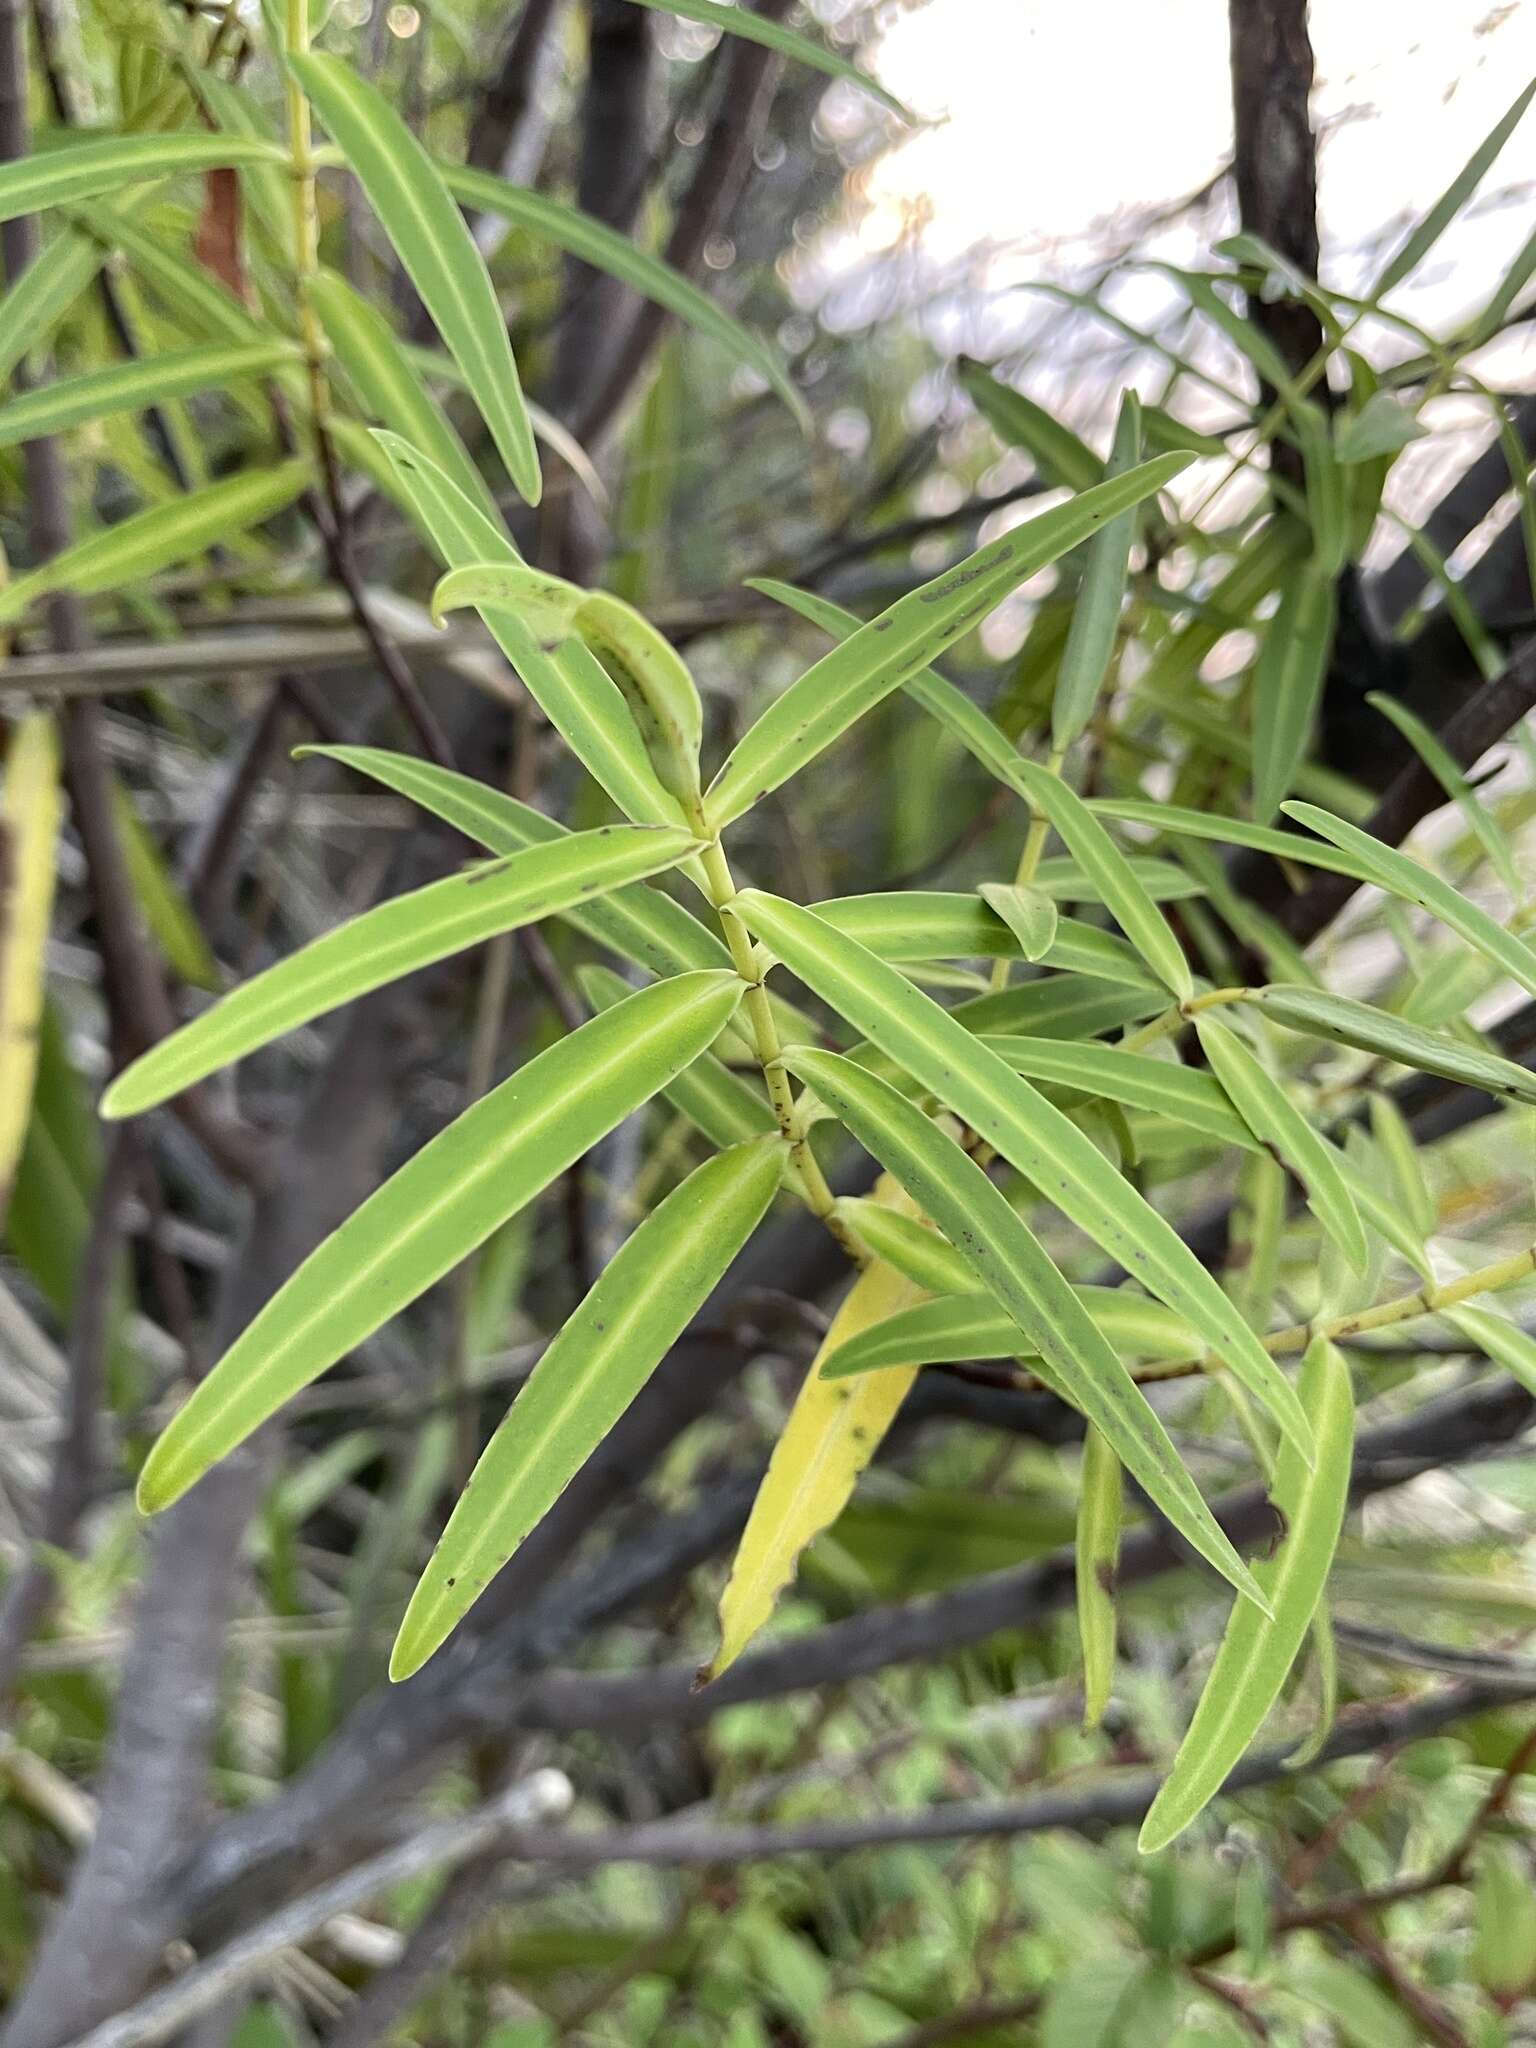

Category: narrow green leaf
[0, 132, 286, 223]
[1053, 390, 1142, 752]
[706, 456, 1191, 828]
[1368, 1094, 1437, 1238]
[392, 1134, 782, 1677]
[1092, 798, 1380, 886]
[104, 824, 698, 1118]
[1076, 1427, 1122, 1728]
[810, 890, 1159, 988]
[0, 462, 310, 624]
[787, 1046, 1267, 1610]
[1252, 561, 1336, 825]
[978, 881, 1057, 962]
[372, 433, 683, 826]
[291, 52, 541, 503]
[957, 357, 1104, 490]
[609, 0, 911, 120]
[1195, 1016, 1366, 1273]
[819, 1287, 1200, 1378]
[978, 1035, 1256, 1149]
[1366, 690, 1521, 895]
[298, 743, 730, 979]
[1282, 801, 1536, 1001]
[309, 267, 499, 521]
[830, 1197, 972, 1296]
[0, 341, 296, 448]
[1374, 77, 1536, 297]
[738, 890, 1309, 1457]
[1005, 762, 1194, 1000]
[1250, 984, 1536, 1107]
[949, 978, 1163, 1042]
[579, 962, 774, 1148]
[442, 163, 806, 426]
[109, 778, 219, 993]
[1445, 1306, 1536, 1399]
[1139, 1338, 1354, 1852]
[0, 226, 103, 384]
[136, 971, 742, 1512]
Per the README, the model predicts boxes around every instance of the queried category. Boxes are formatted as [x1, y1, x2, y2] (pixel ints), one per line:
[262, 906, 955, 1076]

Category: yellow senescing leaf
[0, 713, 63, 1220]
[707, 1175, 926, 1681]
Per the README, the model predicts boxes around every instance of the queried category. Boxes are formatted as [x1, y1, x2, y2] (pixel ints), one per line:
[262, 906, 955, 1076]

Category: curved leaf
[1282, 801, 1536, 1002]
[104, 824, 699, 1118]
[1195, 1016, 1366, 1273]
[0, 462, 310, 623]
[579, 962, 774, 1148]
[1250, 984, 1536, 1107]
[978, 881, 1057, 962]
[291, 52, 541, 503]
[372, 433, 683, 826]
[0, 132, 286, 223]
[610, 0, 912, 120]
[978, 1035, 1256, 1149]
[831, 1197, 972, 1296]
[442, 162, 807, 427]
[298, 744, 730, 979]
[738, 891, 1308, 1459]
[309, 267, 499, 520]
[394, 1135, 783, 1677]
[810, 890, 1159, 988]
[0, 341, 297, 448]
[818, 1287, 1199, 1379]
[137, 970, 743, 1512]
[1139, 1338, 1354, 1853]
[787, 1048, 1266, 1609]
[706, 456, 1191, 828]
[707, 1176, 931, 1678]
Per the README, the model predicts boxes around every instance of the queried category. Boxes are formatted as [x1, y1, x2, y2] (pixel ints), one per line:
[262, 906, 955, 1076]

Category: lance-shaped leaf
[831, 1198, 972, 1296]
[978, 881, 1057, 962]
[394, 1135, 782, 1678]
[706, 455, 1190, 828]
[373, 434, 683, 827]
[580, 963, 774, 1149]
[610, 0, 911, 120]
[0, 463, 309, 624]
[1367, 690, 1521, 895]
[291, 52, 540, 504]
[1194, 1016, 1366, 1273]
[1139, 1338, 1354, 1853]
[0, 341, 298, 448]
[0, 716, 62, 1219]
[786, 1048, 1266, 1609]
[739, 892, 1308, 1458]
[710, 1179, 934, 1679]
[104, 824, 698, 1118]
[0, 226, 103, 384]
[309, 268, 498, 521]
[299, 744, 729, 979]
[1077, 1427, 1122, 1729]
[811, 890, 1159, 988]
[443, 164, 806, 426]
[1005, 762, 1193, 1000]
[136, 971, 742, 1513]
[1054, 390, 1142, 753]
[819, 1287, 1199, 1378]
[957, 357, 1104, 490]
[1249, 984, 1536, 1107]
[1092, 799, 1380, 886]
[978, 1036, 1256, 1149]
[1374, 77, 1536, 298]
[0, 132, 286, 222]
[1368, 1094, 1438, 1238]
[1282, 801, 1536, 1001]
[1252, 560, 1336, 826]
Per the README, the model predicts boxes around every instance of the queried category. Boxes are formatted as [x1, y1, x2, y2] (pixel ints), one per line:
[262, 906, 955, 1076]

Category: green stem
[694, 828, 861, 1260]
[1118, 983, 1250, 1054]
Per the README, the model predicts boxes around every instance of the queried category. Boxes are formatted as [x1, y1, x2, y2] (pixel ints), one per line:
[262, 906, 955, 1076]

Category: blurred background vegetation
[5, 1, 1536, 2044]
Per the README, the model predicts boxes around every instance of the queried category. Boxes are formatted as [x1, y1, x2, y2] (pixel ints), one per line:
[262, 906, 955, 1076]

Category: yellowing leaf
[708, 1176, 927, 1680]
[0, 715, 62, 1219]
